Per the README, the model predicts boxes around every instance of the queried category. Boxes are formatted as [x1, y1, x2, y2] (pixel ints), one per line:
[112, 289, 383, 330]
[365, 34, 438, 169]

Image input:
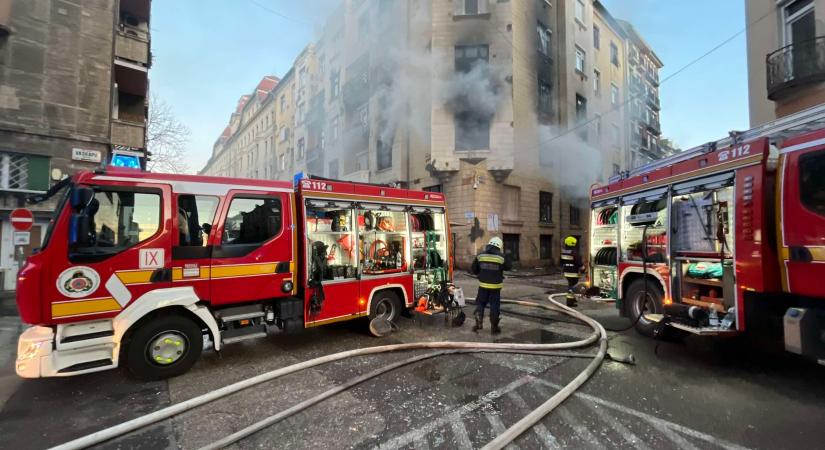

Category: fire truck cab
[588, 113, 825, 363]
[15, 170, 452, 379]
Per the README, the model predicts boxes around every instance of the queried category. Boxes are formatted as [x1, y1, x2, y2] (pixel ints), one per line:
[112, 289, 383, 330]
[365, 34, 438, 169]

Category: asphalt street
[1, 273, 824, 449]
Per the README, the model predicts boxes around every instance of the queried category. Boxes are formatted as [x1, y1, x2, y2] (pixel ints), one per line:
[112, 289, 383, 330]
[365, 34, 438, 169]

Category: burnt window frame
[539, 191, 553, 224]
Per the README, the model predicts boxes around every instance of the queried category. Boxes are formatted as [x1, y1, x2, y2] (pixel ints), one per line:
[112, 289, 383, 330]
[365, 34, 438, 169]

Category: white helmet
[488, 237, 503, 250]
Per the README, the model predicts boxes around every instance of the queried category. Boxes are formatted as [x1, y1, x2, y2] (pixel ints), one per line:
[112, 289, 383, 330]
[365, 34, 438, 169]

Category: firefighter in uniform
[561, 236, 582, 307]
[471, 237, 513, 334]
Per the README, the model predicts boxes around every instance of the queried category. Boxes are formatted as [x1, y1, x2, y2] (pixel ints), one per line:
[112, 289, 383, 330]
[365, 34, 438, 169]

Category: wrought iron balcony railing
[767, 36, 825, 101]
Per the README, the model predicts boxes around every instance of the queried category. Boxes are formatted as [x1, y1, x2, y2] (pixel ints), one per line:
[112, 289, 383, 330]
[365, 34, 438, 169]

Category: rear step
[645, 314, 739, 336]
[216, 304, 265, 322]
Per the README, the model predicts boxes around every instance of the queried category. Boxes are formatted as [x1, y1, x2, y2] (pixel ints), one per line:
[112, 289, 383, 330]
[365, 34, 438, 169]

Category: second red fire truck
[14, 172, 453, 379]
[588, 105, 825, 363]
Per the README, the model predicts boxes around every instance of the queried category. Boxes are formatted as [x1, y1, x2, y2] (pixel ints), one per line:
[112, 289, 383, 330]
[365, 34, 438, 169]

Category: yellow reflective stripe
[478, 255, 505, 264]
[780, 246, 825, 262]
[210, 263, 277, 278]
[479, 282, 503, 289]
[52, 298, 121, 318]
[115, 270, 155, 284]
[169, 263, 279, 281]
[561, 255, 574, 261]
[563, 273, 579, 278]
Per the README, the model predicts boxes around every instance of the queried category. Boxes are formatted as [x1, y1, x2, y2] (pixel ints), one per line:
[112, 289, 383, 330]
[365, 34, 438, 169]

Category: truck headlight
[18, 341, 44, 360]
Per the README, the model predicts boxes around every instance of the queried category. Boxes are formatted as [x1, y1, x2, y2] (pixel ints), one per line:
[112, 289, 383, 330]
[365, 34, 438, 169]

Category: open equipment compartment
[357, 203, 409, 276]
[410, 206, 448, 298]
[590, 200, 619, 298]
[305, 200, 359, 281]
[670, 173, 737, 324]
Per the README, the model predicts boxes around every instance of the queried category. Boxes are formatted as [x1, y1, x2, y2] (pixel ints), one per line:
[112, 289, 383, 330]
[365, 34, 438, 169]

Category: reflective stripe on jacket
[471, 245, 512, 291]
[561, 245, 581, 278]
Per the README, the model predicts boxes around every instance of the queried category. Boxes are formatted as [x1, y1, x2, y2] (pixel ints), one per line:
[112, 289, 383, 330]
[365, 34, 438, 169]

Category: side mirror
[70, 187, 94, 210]
[69, 213, 92, 247]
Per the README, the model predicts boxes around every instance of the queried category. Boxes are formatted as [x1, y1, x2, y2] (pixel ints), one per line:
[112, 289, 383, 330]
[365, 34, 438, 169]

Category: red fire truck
[14, 171, 452, 379]
[588, 105, 825, 364]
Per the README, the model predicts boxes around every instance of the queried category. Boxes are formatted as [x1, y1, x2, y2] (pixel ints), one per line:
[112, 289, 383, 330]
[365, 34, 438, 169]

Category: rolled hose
[51, 295, 607, 450]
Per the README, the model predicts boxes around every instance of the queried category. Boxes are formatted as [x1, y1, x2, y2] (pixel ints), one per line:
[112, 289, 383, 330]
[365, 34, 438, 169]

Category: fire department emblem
[56, 266, 100, 299]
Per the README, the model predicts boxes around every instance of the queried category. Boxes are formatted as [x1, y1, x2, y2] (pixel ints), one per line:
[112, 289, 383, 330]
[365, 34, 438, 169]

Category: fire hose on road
[51, 295, 609, 450]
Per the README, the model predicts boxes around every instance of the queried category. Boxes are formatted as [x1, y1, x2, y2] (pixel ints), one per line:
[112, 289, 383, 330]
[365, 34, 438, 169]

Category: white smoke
[440, 61, 504, 119]
[538, 124, 605, 201]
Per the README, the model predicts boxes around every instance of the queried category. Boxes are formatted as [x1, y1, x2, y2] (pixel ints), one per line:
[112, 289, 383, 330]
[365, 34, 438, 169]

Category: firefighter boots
[472, 312, 483, 332]
[491, 318, 501, 335]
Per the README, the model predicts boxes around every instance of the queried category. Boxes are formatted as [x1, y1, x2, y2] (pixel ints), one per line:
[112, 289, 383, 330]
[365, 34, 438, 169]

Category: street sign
[13, 231, 30, 246]
[72, 148, 102, 163]
[10, 208, 33, 231]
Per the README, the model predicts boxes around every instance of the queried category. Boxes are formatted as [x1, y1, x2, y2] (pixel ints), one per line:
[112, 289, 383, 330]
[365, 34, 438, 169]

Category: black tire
[625, 278, 664, 338]
[369, 291, 402, 322]
[123, 314, 203, 380]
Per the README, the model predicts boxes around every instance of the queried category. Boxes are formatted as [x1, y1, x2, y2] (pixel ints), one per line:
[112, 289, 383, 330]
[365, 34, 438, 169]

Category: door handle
[789, 246, 813, 263]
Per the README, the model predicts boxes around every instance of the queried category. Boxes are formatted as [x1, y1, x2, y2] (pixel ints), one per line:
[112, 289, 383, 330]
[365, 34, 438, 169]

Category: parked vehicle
[14, 170, 452, 379]
[588, 105, 825, 364]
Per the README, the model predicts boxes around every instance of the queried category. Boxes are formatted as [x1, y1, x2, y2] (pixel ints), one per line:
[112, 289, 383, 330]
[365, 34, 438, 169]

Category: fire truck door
[209, 191, 293, 305]
[50, 184, 172, 322]
[171, 194, 220, 299]
[779, 145, 825, 297]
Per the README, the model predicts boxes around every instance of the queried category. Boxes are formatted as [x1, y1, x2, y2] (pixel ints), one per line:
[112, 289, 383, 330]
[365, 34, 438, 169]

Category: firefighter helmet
[488, 237, 503, 250]
[564, 236, 578, 247]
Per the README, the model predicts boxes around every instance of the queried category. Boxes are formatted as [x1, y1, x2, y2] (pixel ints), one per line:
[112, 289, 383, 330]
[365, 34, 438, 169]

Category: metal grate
[0, 152, 28, 191]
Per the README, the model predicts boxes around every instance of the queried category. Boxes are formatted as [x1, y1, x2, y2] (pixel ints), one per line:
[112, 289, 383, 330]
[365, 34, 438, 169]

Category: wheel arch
[366, 284, 408, 314]
[619, 267, 668, 301]
[113, 287, 221, 357]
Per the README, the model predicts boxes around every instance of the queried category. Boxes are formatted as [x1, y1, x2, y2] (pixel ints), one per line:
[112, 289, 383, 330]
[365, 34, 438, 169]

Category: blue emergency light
[111, 153, 141, 169]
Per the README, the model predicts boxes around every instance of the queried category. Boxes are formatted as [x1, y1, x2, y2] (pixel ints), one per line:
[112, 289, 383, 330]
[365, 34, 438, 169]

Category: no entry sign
[10, 208, 34, 231]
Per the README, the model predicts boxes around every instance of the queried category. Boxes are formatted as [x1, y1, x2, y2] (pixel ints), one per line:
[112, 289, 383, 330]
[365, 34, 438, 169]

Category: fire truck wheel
[369, 291, 402, 323]
[625, 279, 664, 337]
[123, 314, 204, 380]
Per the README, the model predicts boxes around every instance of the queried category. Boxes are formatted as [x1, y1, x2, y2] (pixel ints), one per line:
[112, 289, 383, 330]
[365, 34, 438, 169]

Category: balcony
[111, 120, 145, 149]
[630, 77, 644, 94]
[306, 148, 324, 175]
[767, 36, 825, 101]
[342, 73, 369, 109]
[646, 93, 660, 111]
[645, 68, 659, 86]
[646, 117, 661, 134]
[115, 32, 150, 67]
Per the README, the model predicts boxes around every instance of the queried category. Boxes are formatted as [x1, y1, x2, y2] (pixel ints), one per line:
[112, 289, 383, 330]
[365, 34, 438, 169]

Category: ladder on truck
[617, 103, 825, 181]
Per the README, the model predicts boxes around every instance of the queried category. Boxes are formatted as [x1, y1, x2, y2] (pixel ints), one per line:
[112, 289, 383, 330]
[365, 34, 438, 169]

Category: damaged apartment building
[200, 0, 663, 268]
[0, 0, 151, 289]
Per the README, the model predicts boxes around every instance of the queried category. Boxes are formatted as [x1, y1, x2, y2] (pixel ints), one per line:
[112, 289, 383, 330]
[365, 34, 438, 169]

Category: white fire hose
[51, 295, 608, 450]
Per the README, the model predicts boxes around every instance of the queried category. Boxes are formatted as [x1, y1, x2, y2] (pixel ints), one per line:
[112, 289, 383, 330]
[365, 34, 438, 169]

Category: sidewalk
[0, 291, 22, 411]
[0, 291, 16, 318]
